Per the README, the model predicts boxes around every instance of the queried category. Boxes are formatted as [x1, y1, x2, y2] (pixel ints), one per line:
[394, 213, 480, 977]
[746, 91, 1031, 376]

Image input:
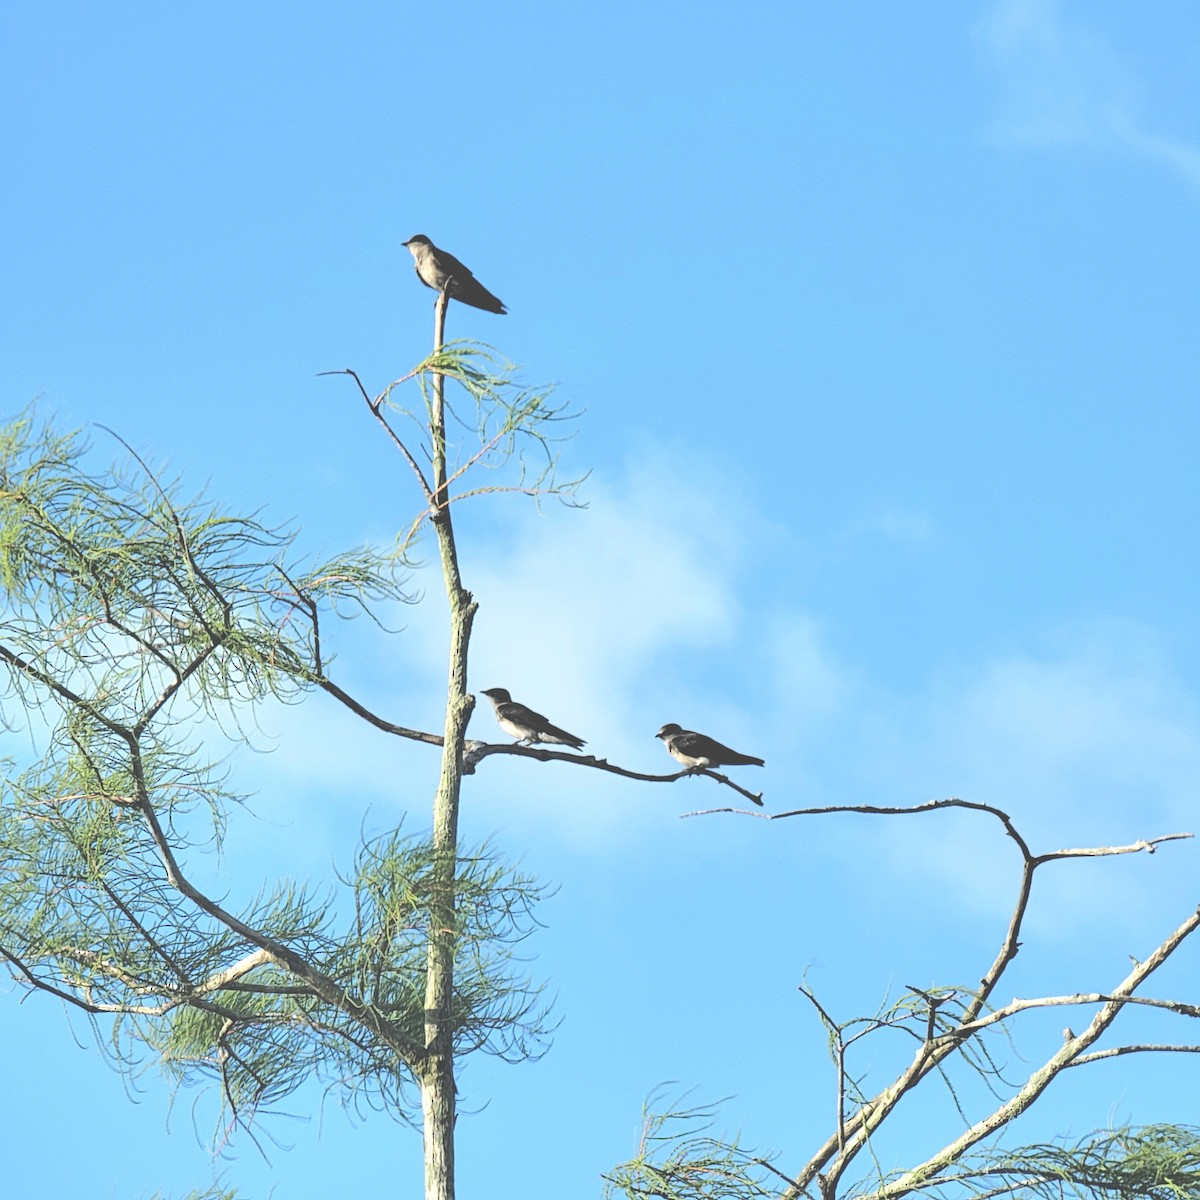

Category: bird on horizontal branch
[655, 724, 765, 802]
[479, 688, 585, 749]
[402, 234, 507, 314]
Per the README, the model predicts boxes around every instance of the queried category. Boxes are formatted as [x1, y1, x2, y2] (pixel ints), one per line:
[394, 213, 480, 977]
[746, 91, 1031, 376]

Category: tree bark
[421, 287, 478, 1200]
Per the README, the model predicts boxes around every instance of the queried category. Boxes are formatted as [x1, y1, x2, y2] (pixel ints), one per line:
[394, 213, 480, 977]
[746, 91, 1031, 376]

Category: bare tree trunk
[421, 288, 478, 1200]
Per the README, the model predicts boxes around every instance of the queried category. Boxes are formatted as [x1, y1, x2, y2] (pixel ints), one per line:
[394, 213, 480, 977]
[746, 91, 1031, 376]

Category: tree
[0, 285, 751, 1199]
[603, 800, 1200, 1199]
[4, 283, 1198, 1200]
[0, 295, 563, 1197]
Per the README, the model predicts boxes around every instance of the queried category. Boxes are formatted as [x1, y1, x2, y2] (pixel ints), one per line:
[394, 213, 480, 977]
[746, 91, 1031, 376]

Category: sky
[2, 1, 1199, 1196]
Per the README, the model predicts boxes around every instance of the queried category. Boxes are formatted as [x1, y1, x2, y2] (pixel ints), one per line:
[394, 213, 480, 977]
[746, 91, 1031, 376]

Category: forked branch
[859, 904, 1200, 1200]
[682, 800, 1197, 1200]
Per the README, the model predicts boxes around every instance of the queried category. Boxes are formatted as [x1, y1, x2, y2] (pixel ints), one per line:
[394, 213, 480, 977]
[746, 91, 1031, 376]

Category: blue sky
[3, 1, 1199, 1196]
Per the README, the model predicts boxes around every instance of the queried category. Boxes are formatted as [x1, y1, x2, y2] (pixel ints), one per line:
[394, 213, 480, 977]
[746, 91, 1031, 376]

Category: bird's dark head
[656, 723, 682, 740]
[480, 687, 511, 703]
[402, 234, 432, 248]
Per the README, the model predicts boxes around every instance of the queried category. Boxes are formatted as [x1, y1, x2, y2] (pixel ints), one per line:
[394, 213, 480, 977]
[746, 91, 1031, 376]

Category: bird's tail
[545, 725, 585, 750]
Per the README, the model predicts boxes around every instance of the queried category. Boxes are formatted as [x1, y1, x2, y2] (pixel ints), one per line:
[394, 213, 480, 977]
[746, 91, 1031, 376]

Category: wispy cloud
[223, 450, 766, 847]
[978, 0, 1200, 190]
[927, 622, 1200, 836]
[223, 444, 1199, 923]
[467, 451, 746, 714]
[862, 619, 1200, 929]
[1112, 112, 1200, 190]
[840, 507, 936, 549]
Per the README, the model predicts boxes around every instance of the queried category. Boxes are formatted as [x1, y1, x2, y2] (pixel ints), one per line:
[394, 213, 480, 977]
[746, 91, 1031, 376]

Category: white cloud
[1111, 113, 1200, 191]
[874, 510, 935, 546]
[460, 449, 774, 751]
[209, 446, 1199, 915]
[457, 452, 767, 837]
[216, 449, 781, 848]
[455, 451, 1200, 908]
[934, 623, 1200, 833]
[467, 451, 744, 706]
[858, 621, 1200, 931]
[766, 613, 856, 731]
[978, 0, 1200, 190]
[840, 508, 935, 549]
[981, 0, 1126, 146]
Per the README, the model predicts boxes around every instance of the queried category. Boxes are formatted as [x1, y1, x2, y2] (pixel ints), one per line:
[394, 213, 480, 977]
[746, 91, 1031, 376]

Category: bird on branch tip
[655, 724, 765, 802]
[479, 688, 585, 749]
[402, 234, 507, 314]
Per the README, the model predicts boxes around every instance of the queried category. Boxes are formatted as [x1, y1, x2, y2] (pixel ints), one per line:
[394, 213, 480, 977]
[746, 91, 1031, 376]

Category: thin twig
[317, 368, 433, 502]
[1067, 1043, 1200, 1066]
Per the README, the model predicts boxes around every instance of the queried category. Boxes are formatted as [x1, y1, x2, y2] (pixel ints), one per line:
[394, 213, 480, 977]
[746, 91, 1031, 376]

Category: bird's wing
[673, 731, 720, 758]
[687, 732, 764, 765]
[435, 248, 476, 284]
[498, 700, 550, 730]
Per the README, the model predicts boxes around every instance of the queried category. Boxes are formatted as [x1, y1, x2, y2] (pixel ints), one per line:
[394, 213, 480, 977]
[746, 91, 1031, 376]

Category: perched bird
[479, 688, 585, 749]
[401, 234, 507, 314]
[655, 724, 765, 772]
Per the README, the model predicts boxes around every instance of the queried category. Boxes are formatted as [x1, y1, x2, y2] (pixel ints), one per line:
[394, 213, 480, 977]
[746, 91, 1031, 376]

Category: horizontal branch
[956, 991, 1200, 1036]
[309, 687, 765, 802]
[463, 741, 765, 805]
[55, 944, 172, 1000]
[684, 799, 1192, 862]
[191, 948, 275, 997]
[1069, 1043, 1200, 1066]
[686, 797, 1033, 853]
[2, 945, 104, 1014]
[3, 944, 248, 1024]
[1034, 834, 1194, 863]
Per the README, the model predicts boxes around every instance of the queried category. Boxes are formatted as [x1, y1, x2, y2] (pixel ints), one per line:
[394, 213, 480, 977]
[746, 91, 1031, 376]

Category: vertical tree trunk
[422, 288, 478, 1200]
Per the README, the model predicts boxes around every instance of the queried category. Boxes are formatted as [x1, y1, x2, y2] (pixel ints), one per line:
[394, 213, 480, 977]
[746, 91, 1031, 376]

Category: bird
[401, 234, 507, 314]
[479, 688, 585, 749]
[655, 723, 765, 773]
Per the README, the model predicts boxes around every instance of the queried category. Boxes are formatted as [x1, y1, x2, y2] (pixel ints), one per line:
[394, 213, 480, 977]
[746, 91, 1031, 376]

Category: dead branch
[710, 800, 1199, 1200]
[955, 991, 1200, 1036]
[318, 367, 433, 503]
[1067, 1043, 1200, 1065]
[861, 905, 1200, 1200]
[463, 740, 766, 805]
